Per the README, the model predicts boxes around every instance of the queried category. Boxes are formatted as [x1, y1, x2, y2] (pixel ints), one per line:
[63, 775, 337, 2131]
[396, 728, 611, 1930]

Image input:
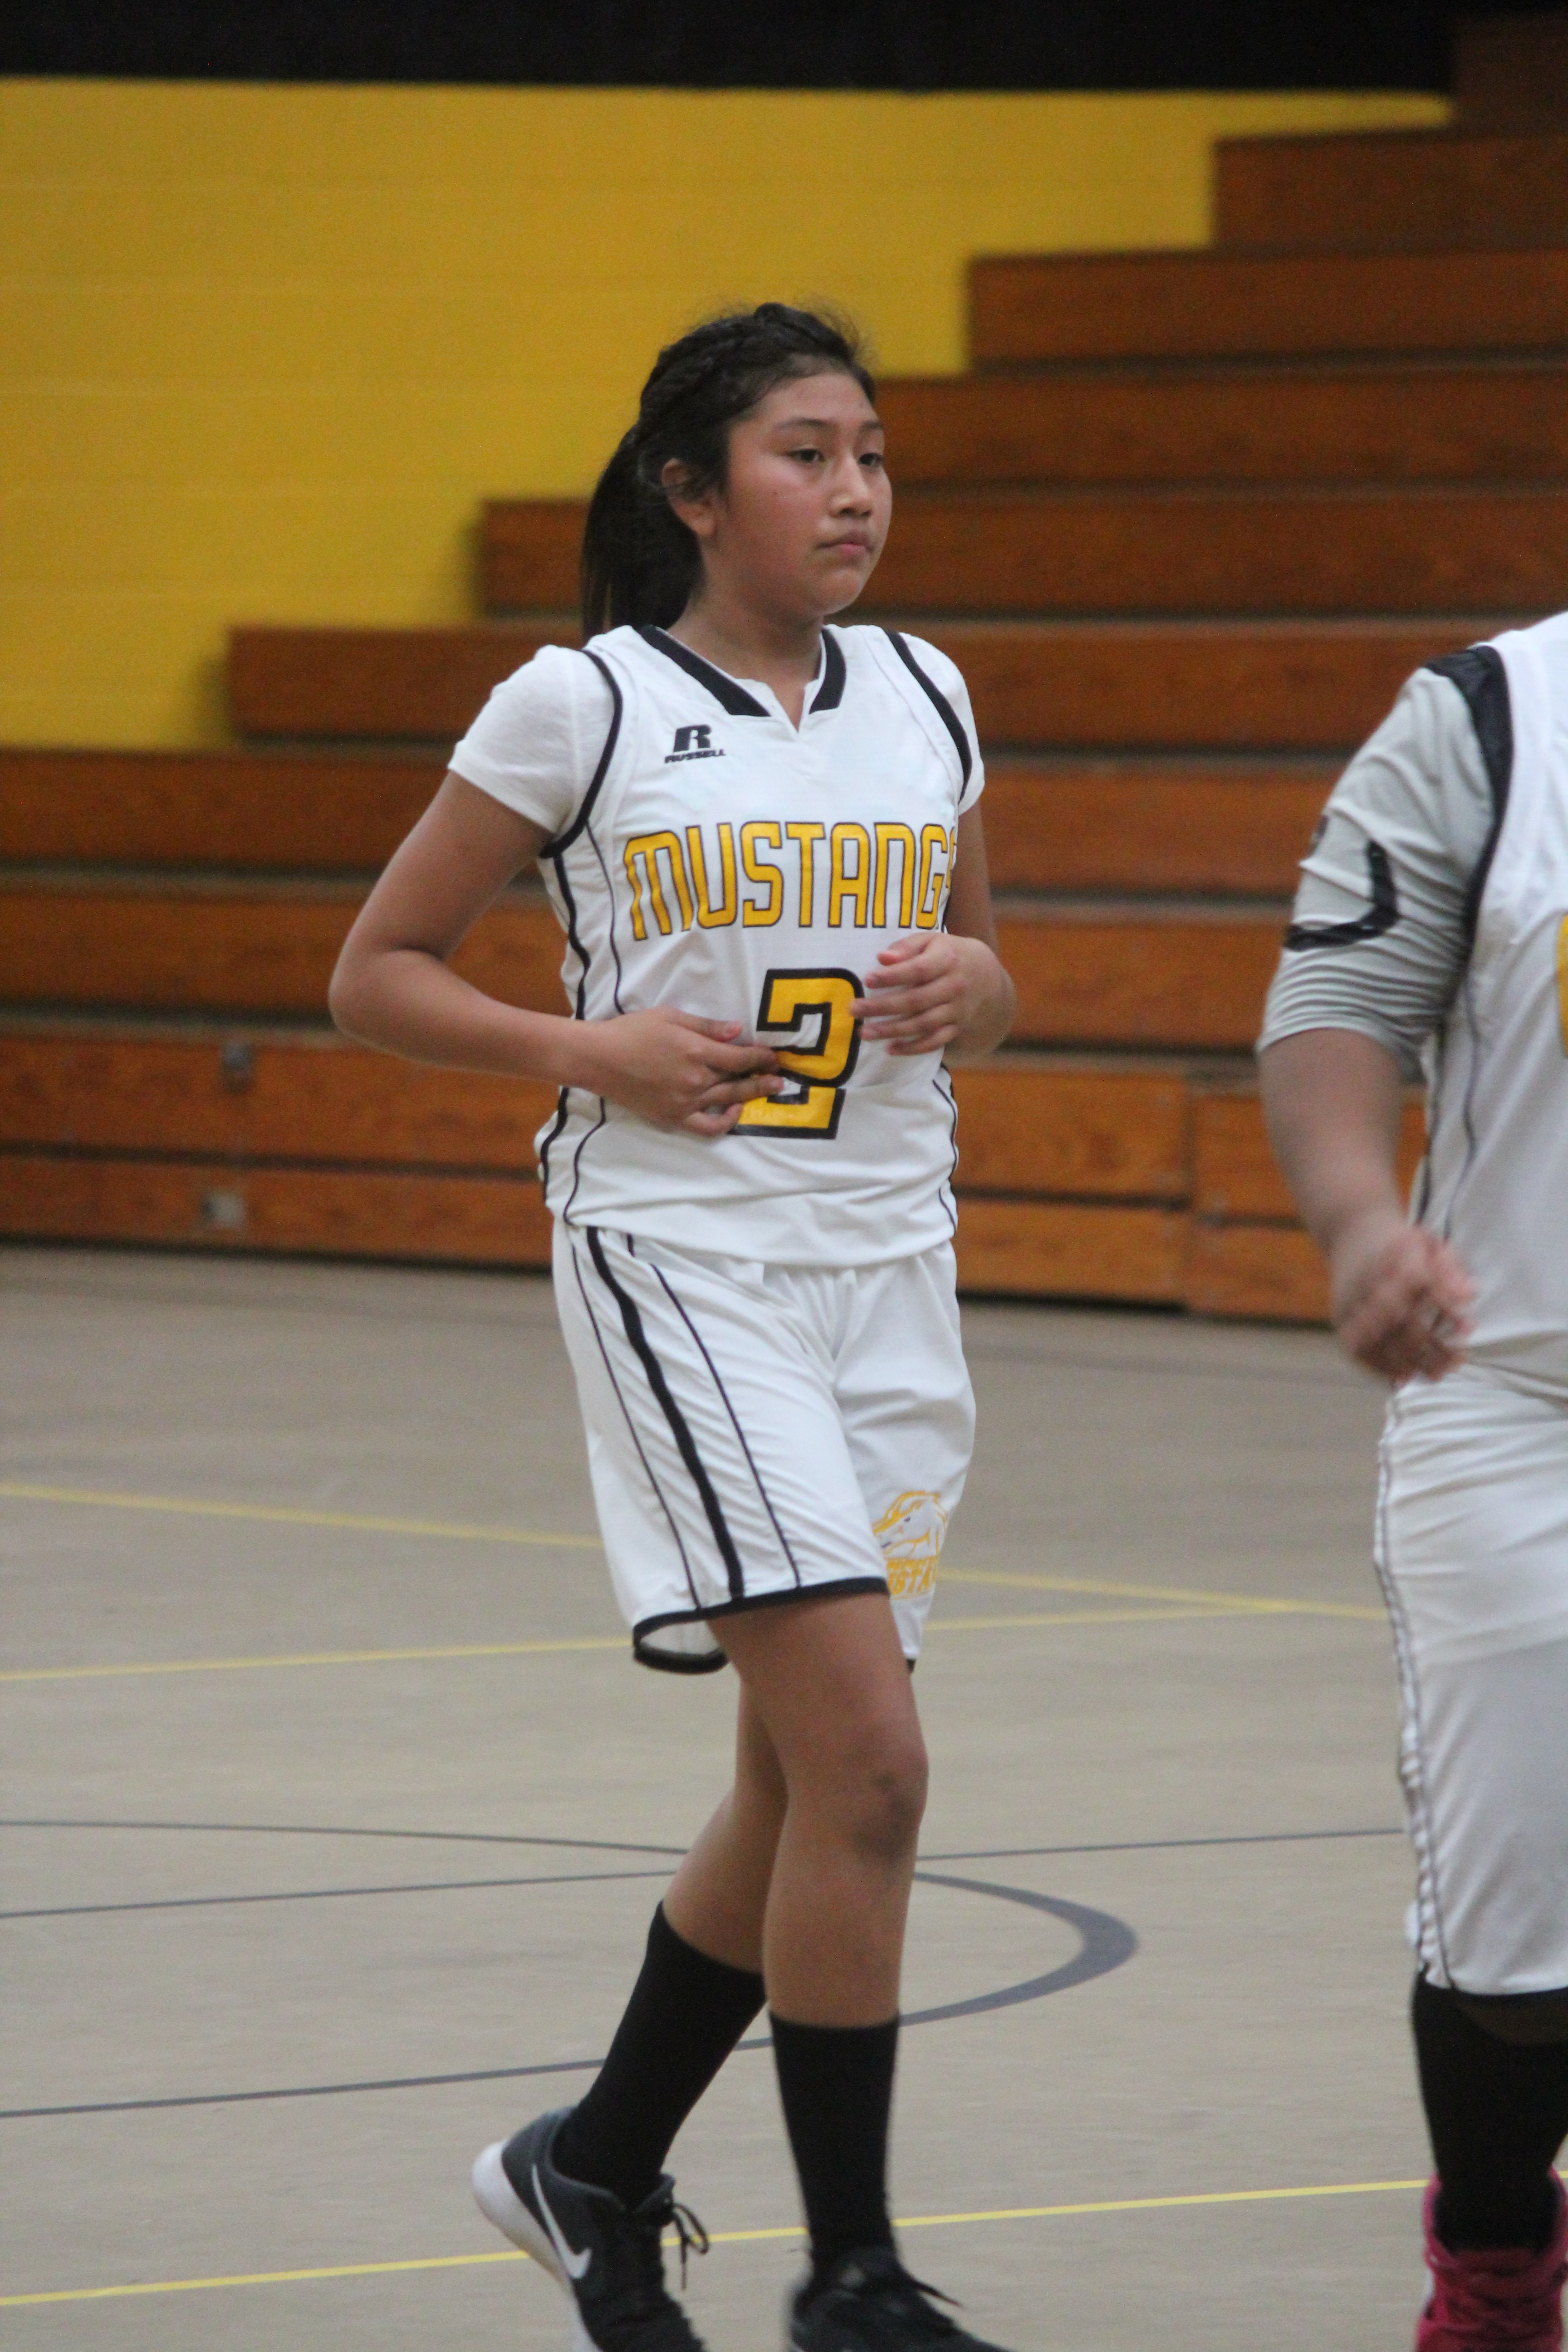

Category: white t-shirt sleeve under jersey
[448, 644, 616, 840]
[900, 632, 985, 815]
[1257, 668, 1495, 1078]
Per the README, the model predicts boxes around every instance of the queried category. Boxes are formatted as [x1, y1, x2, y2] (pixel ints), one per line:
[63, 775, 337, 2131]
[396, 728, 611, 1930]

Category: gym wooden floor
[2, 1245, 1431, 2348]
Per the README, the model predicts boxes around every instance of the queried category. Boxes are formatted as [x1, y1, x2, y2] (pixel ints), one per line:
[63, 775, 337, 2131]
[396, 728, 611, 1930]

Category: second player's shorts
[1376, 1362, 1568, 1996]
[553, 1221, 976, 1672]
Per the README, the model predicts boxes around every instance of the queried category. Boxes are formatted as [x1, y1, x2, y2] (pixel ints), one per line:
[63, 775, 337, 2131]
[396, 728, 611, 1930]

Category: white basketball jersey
[459, 622, 983, 1267]
[1420, 612, 1568, 1395]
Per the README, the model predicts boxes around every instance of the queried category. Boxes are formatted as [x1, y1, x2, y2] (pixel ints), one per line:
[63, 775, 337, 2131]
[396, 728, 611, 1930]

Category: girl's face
[666, 369, 891, 623]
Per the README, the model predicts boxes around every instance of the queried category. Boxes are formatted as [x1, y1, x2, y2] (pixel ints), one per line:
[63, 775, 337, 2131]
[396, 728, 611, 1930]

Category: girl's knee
[818, 1721, 928, 1862]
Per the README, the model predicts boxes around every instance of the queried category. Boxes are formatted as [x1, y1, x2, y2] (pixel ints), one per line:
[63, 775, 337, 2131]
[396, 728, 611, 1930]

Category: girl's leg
[662, 1682, 791, 1970]
[717, 1589, 926, 2020]
[716, 1591, 927, 2282]
[550, 1686, 787, 2204]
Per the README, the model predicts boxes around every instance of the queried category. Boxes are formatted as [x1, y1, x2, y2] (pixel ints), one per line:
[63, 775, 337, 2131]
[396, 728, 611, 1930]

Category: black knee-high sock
[551, 1906, 765, 2208]
[1412, 1974, 1568, 2251]
[771, 2013, 899, 2283]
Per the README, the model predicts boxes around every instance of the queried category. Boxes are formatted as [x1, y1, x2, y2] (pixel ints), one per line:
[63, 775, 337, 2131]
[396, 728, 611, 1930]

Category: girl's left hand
[853, 933, 1011, 1057]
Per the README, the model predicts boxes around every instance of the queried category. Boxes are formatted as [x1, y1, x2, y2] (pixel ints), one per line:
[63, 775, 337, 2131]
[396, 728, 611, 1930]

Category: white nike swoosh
[533, 2164, 592, 2280]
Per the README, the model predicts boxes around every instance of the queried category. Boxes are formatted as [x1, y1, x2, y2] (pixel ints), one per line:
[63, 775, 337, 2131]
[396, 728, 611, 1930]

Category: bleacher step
[970, 246, 1568, 366]
[0, 747, 1330, 898]
[228, 617, 1510, 751]
[874, 361, 1568, 488]
[1214, 131, 1568, 254]
[0, 877, 1288, 1050]
[0, 748, 441, 872]
[485, 485, 1567, 621]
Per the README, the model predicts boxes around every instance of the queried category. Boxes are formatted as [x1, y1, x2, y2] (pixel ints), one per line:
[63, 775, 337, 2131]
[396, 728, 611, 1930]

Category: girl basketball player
[331, 305, 1018, 2352]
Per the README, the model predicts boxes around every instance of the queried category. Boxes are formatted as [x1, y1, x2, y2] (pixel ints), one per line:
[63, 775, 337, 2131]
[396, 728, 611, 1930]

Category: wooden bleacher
[3, 66, 1563, 1318]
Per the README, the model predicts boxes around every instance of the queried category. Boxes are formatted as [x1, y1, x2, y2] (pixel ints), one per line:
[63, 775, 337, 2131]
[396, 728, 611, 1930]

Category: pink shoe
[1416, 2175, 1568, 2350]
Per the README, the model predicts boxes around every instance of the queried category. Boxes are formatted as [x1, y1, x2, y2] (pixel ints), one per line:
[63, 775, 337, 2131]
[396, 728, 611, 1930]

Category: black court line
[0, 1826, 1406, 1924]
[1, 1866, 676, 1923]
[0, 1869, 1134, 2121]
[920, 1827, 1405, 1863]
[0, 1818, 687, 1856]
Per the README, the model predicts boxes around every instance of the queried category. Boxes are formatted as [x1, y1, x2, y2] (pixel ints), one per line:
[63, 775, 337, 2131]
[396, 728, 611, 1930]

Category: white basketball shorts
[1376, 1363, 1568, 1997]
[552, 1221, 975, 1672]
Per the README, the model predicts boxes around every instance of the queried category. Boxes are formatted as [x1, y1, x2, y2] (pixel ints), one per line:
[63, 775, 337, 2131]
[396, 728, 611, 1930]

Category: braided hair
[580, 304, 874, 637]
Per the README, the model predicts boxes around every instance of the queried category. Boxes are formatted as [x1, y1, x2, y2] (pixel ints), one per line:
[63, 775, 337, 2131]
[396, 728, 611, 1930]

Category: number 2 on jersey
[736, 967, 862, 1139]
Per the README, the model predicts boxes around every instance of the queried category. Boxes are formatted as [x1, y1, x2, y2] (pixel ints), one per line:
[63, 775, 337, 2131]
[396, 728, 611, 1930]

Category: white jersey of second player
[1419, 615, 1568, 1395]
[452, 621, 984, 1267]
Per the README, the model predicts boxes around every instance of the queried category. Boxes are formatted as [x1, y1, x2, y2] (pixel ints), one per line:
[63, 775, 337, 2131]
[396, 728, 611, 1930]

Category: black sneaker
[789, 2246, 1014, 2352]
[472, 2107, 710, 2352]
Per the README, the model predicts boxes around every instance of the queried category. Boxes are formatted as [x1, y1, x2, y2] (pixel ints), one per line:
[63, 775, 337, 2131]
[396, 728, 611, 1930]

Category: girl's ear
[661, 457, 718, 542]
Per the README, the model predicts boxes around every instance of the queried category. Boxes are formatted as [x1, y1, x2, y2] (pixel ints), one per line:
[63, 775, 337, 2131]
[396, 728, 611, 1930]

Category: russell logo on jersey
[665, 724, 726, 764]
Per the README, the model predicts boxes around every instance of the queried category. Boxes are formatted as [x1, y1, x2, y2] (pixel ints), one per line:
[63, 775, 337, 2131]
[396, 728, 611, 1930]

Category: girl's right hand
[570, 1009, 784, 1136]
[1329, 1206, 1475, 1384]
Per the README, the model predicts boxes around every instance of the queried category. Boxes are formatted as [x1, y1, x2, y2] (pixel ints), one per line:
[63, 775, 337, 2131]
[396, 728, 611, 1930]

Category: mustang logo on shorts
[873, 1490, 948, 1599]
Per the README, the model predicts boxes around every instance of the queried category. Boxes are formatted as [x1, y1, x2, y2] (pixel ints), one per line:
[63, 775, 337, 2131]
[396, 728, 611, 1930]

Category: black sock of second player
[1412, 1972, 1568, 2251]
[771, 2011, 900, 2286]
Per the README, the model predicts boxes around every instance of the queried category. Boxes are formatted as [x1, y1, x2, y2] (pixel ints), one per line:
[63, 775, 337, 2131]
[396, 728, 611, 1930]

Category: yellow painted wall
[2, 78, 1448, 747]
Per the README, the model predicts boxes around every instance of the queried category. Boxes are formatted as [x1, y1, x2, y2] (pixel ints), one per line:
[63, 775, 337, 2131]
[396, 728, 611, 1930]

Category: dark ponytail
[580, 303, 874, 637]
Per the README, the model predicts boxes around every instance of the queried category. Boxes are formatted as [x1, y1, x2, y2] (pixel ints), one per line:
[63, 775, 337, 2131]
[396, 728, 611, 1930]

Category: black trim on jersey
[633, 1577, 891, 1673]
[584, 825, 627, 1014]
[1423, 647, 1514, 953]
[564, 1097, 608, 1224]
[538, 652, 625, 1199]
[1283, 838, 1400, 951]
[585, 1226, 747, 1605]
[883, 629, 973, 790]
[640, 627, 769, 718]
[535, 1093, 573, 1198]
[809, 627, 847, 714]
[544, 650, 624, 856]
[1414, 647, 1513, 1243]
[933, 1066, 960, 1235]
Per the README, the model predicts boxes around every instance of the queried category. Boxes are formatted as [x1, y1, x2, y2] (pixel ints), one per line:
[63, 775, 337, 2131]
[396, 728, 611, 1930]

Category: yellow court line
[0, 1488, 1379, 1617]
[0, 2180, 1426, 2307]
[0, 1606, 1292, 1684]
[941, 1566, 1383, 1623]
[0, 1483, 601, 1551]
[927, 1606, 1246, 1634]
[0, 1636, 630, 1683]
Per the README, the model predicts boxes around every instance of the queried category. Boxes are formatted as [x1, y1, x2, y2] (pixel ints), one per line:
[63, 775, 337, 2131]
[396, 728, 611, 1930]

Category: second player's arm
[855, 807, 1016, 1060]
[329, 771, 782, 1135]
[1259, 1029, 1473, 1383]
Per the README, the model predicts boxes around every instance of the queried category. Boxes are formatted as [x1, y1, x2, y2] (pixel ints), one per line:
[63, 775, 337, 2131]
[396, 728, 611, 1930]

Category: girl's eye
[790, 446, 825, 464]
[861, 451, 885, 470]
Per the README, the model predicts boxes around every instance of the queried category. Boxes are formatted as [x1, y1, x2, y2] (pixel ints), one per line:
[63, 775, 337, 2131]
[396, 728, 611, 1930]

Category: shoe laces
[613, 2187, 710, 2319]
[658, 2194, 710, 2292]
[823, 2251, 965, 2341]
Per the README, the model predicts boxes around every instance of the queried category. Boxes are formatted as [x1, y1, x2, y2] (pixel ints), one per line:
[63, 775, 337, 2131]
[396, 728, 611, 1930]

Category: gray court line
[3, 1827, 1406, 1924]
[923, 1827, 1405, 1862]
[0, 1871, 1135, 2122]
[0, 1866, 676, 1923]
[0, 1818, 687, 1857]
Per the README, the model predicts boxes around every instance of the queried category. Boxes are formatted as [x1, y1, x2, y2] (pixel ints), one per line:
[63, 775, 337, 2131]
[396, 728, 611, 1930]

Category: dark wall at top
[3, 0, 1542, 92]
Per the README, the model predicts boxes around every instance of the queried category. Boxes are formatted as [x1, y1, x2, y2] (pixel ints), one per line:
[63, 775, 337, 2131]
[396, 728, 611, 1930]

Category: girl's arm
[854, 806, 1016, 1061]
[1259, 1026, 1473, 1384]
[329, 771, 782, 1136]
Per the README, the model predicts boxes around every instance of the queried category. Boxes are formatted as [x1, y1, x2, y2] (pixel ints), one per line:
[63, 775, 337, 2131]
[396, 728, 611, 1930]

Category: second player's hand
[570, 1007, 784, 1136]
[1329, 1206, 1475, 1385]
[855, 934, 1011, 1057]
